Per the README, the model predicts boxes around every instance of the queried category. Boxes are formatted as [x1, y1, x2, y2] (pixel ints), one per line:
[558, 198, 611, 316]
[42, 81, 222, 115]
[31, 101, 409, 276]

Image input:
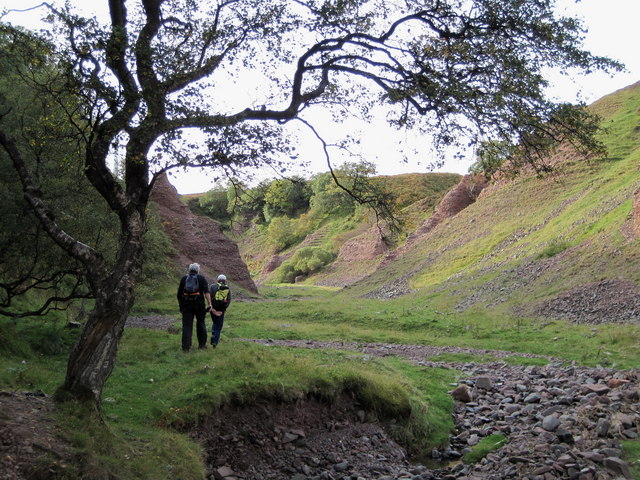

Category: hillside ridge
[151, 173, 258, 294]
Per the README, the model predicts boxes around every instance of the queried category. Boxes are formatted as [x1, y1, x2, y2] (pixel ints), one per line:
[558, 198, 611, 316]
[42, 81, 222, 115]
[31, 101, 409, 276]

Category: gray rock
[524, 392, 542, 403]
[213, 466, 235, 479]
[602, 457, 633, 479]
[475, 377, 493, 390]
[595, 418, 610, 437]
[542, 415, 561, 432]
[333, 462, 349, 472]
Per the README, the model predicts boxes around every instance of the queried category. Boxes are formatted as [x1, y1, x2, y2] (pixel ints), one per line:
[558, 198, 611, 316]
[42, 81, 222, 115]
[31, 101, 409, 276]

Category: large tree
[0, 0, 619, 407]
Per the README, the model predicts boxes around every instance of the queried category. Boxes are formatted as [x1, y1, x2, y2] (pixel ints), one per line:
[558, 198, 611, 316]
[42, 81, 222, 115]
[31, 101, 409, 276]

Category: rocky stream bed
[199, 338, 638, 480]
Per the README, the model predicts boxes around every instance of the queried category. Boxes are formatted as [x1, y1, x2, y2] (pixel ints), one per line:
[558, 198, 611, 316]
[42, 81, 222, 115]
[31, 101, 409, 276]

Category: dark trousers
[181, 302, 207, 351]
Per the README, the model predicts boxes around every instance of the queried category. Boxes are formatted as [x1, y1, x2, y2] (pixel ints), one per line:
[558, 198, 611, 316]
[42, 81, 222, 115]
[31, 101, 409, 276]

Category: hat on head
[188, 263, 200, 273]
[217, 274, 227, 282]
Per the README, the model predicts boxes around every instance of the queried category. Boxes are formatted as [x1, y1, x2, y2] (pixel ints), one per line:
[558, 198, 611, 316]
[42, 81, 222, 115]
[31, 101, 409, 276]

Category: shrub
[536, 239, 571, 259]
[273, 247, 336, 283]
[267, 216, 301, 251]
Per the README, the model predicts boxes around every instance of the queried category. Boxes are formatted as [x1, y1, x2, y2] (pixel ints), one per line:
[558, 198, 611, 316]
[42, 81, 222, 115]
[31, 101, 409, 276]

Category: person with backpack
[209, 274, 231, 348]
[177, 263, 212, 352]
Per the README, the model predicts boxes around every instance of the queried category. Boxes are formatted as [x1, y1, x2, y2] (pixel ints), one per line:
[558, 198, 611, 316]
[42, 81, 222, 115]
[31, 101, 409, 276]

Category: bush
[273, 247, 336, 283]
[267, 216, 301, 251]
[536, 239, 571, 259]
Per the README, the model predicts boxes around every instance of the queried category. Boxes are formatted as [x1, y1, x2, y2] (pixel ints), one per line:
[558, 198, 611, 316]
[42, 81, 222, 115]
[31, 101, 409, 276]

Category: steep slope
[348, 81, 640, 324]
[235, 172, 461, 286]
[151, 173, 258, 294]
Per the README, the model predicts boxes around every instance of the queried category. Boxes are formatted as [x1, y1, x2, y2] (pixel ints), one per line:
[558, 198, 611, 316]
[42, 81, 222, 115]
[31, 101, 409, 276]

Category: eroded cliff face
[310, 175, 488, 288]
[150, 173, 258, 294]
[379, 174, 489, 266]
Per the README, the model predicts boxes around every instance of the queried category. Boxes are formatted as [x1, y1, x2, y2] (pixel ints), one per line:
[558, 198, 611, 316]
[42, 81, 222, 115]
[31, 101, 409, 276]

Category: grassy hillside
[339, 82, 640, 360]
[229, 172, 461, 282]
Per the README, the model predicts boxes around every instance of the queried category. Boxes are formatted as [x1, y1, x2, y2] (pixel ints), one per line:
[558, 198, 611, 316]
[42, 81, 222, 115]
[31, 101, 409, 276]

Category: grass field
[3, 282, 639, 479]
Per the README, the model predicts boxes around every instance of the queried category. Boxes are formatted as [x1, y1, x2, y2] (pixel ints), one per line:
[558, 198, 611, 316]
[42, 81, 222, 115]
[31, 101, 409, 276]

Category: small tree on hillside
[263, 177, 312, 221]
[226, 179, 270, 226]
[0, 0, 620, 408]
[469, 140, 516, 180]
[198, 185, 232, 226]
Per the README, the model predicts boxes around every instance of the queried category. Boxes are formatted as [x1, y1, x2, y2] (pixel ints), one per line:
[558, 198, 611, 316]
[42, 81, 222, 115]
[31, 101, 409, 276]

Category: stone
[281, 432, 299, 443]
[214, 466, 235, 479]
[333, 461, 349, 472]
[524, 393, 542, 403]
[475, 377, 493, 390]
[607, 378, 630, 388]
[602, 457, 633, 479]
[451, 384, 473, 403]
[595, 418, 610, 438]
[542, 415, 561, 432]
[556, 428, 575, 444]
[508, 456, 532, 463]
[467, 434, 480, 446]
[583, 384, 610, 395]
[579, 451, 604, 463]
[504, 404, 520, 414]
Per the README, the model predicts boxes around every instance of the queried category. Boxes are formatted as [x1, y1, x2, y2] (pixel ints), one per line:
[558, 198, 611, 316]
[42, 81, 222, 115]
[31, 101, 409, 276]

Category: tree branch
[0, 130, 105, 287]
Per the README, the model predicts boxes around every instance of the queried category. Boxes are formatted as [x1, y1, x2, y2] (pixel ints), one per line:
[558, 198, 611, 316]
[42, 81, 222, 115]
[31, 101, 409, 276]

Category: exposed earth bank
[199, 338, 638, 480]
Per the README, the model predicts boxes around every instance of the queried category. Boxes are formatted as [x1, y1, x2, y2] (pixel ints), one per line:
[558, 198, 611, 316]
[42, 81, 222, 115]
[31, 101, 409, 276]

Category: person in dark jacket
[177, 263, 212, 351]
[209, 274, 231, 347]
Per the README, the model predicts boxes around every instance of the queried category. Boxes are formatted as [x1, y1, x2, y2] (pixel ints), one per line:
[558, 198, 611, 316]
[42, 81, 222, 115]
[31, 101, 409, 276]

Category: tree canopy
[0, 0, 620, 407]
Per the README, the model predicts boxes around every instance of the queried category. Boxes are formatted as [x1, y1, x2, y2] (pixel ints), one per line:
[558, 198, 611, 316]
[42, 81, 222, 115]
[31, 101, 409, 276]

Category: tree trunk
[57, 279, 136, 406]
[57, 213, 146, 408]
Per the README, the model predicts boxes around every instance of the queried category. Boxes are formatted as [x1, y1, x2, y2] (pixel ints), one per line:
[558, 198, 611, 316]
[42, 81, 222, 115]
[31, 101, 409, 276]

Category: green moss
[463, 434, 508, 463]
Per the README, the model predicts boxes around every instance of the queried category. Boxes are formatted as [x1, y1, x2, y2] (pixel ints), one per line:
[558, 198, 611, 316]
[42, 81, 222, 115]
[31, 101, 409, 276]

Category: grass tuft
[462, 434, 508, 464]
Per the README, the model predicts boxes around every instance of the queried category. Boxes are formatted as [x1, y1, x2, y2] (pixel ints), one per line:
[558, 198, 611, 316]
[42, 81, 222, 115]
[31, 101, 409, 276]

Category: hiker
[209, 274, 231, 347]
[177, 263, 212, 351]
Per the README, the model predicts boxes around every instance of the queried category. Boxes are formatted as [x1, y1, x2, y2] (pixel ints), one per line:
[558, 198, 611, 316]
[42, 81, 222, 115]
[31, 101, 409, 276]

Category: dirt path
[126, 314, 558, 364]
[240, 337, 559, 364]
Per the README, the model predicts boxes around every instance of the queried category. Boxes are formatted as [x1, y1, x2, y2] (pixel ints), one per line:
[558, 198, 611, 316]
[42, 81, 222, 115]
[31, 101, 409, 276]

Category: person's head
[188, 263, 200, 274]
[217, 274, 227, 284]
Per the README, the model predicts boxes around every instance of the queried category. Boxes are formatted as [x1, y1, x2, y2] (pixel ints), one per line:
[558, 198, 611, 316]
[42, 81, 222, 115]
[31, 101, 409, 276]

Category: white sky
[2, 0, 639, 194]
